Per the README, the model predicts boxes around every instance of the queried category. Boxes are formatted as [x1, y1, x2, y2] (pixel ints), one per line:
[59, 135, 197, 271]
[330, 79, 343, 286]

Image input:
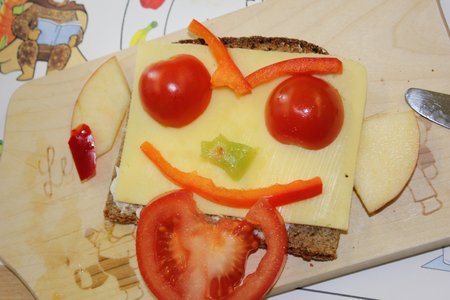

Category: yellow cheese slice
[115, 41, 367, 231]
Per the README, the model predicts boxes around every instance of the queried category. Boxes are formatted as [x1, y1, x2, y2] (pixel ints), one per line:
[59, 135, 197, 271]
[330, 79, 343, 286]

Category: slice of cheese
[115, 41, 367, 231]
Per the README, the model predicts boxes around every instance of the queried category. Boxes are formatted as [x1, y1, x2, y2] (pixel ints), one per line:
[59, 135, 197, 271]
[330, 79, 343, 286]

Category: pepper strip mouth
[140, 140, 323, 209]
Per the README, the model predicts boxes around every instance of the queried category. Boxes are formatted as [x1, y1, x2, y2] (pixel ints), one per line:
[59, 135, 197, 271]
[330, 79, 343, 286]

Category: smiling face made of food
[114, 37, 367, 232]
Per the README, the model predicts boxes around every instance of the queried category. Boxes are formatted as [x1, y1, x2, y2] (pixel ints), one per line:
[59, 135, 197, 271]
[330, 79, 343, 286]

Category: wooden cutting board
[1, 0, 449, 298]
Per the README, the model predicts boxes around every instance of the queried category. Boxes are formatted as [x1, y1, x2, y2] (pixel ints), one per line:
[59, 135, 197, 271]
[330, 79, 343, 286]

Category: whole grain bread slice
[104, 37, 341, 261]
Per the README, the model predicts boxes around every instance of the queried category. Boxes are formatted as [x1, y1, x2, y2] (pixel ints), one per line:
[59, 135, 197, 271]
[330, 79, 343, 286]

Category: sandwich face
[104, 36, 366, 261]
[113, 41, 367, 229]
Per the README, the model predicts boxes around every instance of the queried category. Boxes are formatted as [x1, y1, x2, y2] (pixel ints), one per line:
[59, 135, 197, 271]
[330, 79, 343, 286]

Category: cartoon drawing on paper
[0, 0, 87, 80]
[120, 0, 264, 50]
[0, 0, 27, 72]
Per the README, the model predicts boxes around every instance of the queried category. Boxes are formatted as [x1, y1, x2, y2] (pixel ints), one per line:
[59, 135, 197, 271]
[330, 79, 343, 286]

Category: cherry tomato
[265, 75, 344, 150]
[140, 0, 165, 9]
[136, 190, 287, 300]
[139, 54, 212, 128]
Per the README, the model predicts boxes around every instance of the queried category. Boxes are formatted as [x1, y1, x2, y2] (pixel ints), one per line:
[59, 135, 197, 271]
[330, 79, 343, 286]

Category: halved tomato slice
[136, 190, 287, 299]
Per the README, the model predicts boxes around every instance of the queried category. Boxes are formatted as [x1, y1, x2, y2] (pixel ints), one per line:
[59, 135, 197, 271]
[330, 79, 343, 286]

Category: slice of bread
[103, 37, 341, 261]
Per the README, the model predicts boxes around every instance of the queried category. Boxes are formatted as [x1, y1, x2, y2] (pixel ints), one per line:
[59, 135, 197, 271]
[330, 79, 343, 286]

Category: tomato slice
[136, 190, 287, 299]
[232, 198, 288, 299]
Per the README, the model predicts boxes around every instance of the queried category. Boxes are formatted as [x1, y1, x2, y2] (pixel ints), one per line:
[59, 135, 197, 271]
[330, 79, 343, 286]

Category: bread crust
[103, 37, 340, 261]
[178, 36, 329, 55]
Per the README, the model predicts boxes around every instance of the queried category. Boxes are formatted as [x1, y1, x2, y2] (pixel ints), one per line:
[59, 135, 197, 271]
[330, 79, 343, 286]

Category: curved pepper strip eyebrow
[188, 19, 252, 96]
[245, 57, 343, 88]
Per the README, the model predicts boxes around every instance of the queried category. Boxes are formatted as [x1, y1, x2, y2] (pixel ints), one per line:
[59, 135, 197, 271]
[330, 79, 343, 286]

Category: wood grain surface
[0, 265, 35, 299]
[1, 0, 449, 298]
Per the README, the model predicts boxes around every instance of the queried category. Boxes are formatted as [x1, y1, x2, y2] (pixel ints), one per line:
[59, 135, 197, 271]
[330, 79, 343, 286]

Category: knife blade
[405, 88, 450, 129]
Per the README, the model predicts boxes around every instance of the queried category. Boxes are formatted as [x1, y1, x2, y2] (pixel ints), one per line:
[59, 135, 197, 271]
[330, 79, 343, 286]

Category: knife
[405, 88, 450, 129]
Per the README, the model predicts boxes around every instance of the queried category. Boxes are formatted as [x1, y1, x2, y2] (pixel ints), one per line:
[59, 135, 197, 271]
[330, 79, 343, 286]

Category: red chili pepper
[245, 57, 343, 88]
[188, 19, 252, 96]
[68, 123, 96, 181]
[140, 141, 322, 208]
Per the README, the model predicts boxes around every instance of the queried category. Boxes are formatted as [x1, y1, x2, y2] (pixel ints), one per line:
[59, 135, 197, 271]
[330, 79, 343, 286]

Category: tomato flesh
[139, 54, 212, 127]
[266, 75, 344, 150]
[136, 190, 287, 299]
[231, 198, 288, 299]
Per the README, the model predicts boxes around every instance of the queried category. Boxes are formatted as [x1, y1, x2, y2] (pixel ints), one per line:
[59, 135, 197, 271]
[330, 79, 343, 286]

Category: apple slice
[71, 56, 131, 157]
[354, 110, 420, 214]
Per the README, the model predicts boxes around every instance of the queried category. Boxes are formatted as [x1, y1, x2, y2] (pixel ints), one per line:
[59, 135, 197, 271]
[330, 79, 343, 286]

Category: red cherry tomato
[136, 190, 287, 300]
[139, 54, 212, 128]
[265, 75, 344, 150]
[139, 0, 165, 9]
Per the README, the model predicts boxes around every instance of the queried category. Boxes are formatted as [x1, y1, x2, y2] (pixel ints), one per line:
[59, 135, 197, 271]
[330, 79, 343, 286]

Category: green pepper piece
[0, 36, 7, 50]
[201, 135, 257, 181]
[12, 4, 25, 16]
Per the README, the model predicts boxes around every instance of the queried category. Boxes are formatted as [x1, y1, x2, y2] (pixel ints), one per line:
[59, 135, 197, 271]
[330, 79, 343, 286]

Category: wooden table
[0, 265, 35, 299]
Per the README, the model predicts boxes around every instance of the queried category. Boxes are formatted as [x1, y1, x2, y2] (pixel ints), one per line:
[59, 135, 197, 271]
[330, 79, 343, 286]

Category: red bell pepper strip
[245, 57, 343, 88]
[188, 19, 252, 96]
[68, 123, 97, 181]
[140, 141, 322, 208]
